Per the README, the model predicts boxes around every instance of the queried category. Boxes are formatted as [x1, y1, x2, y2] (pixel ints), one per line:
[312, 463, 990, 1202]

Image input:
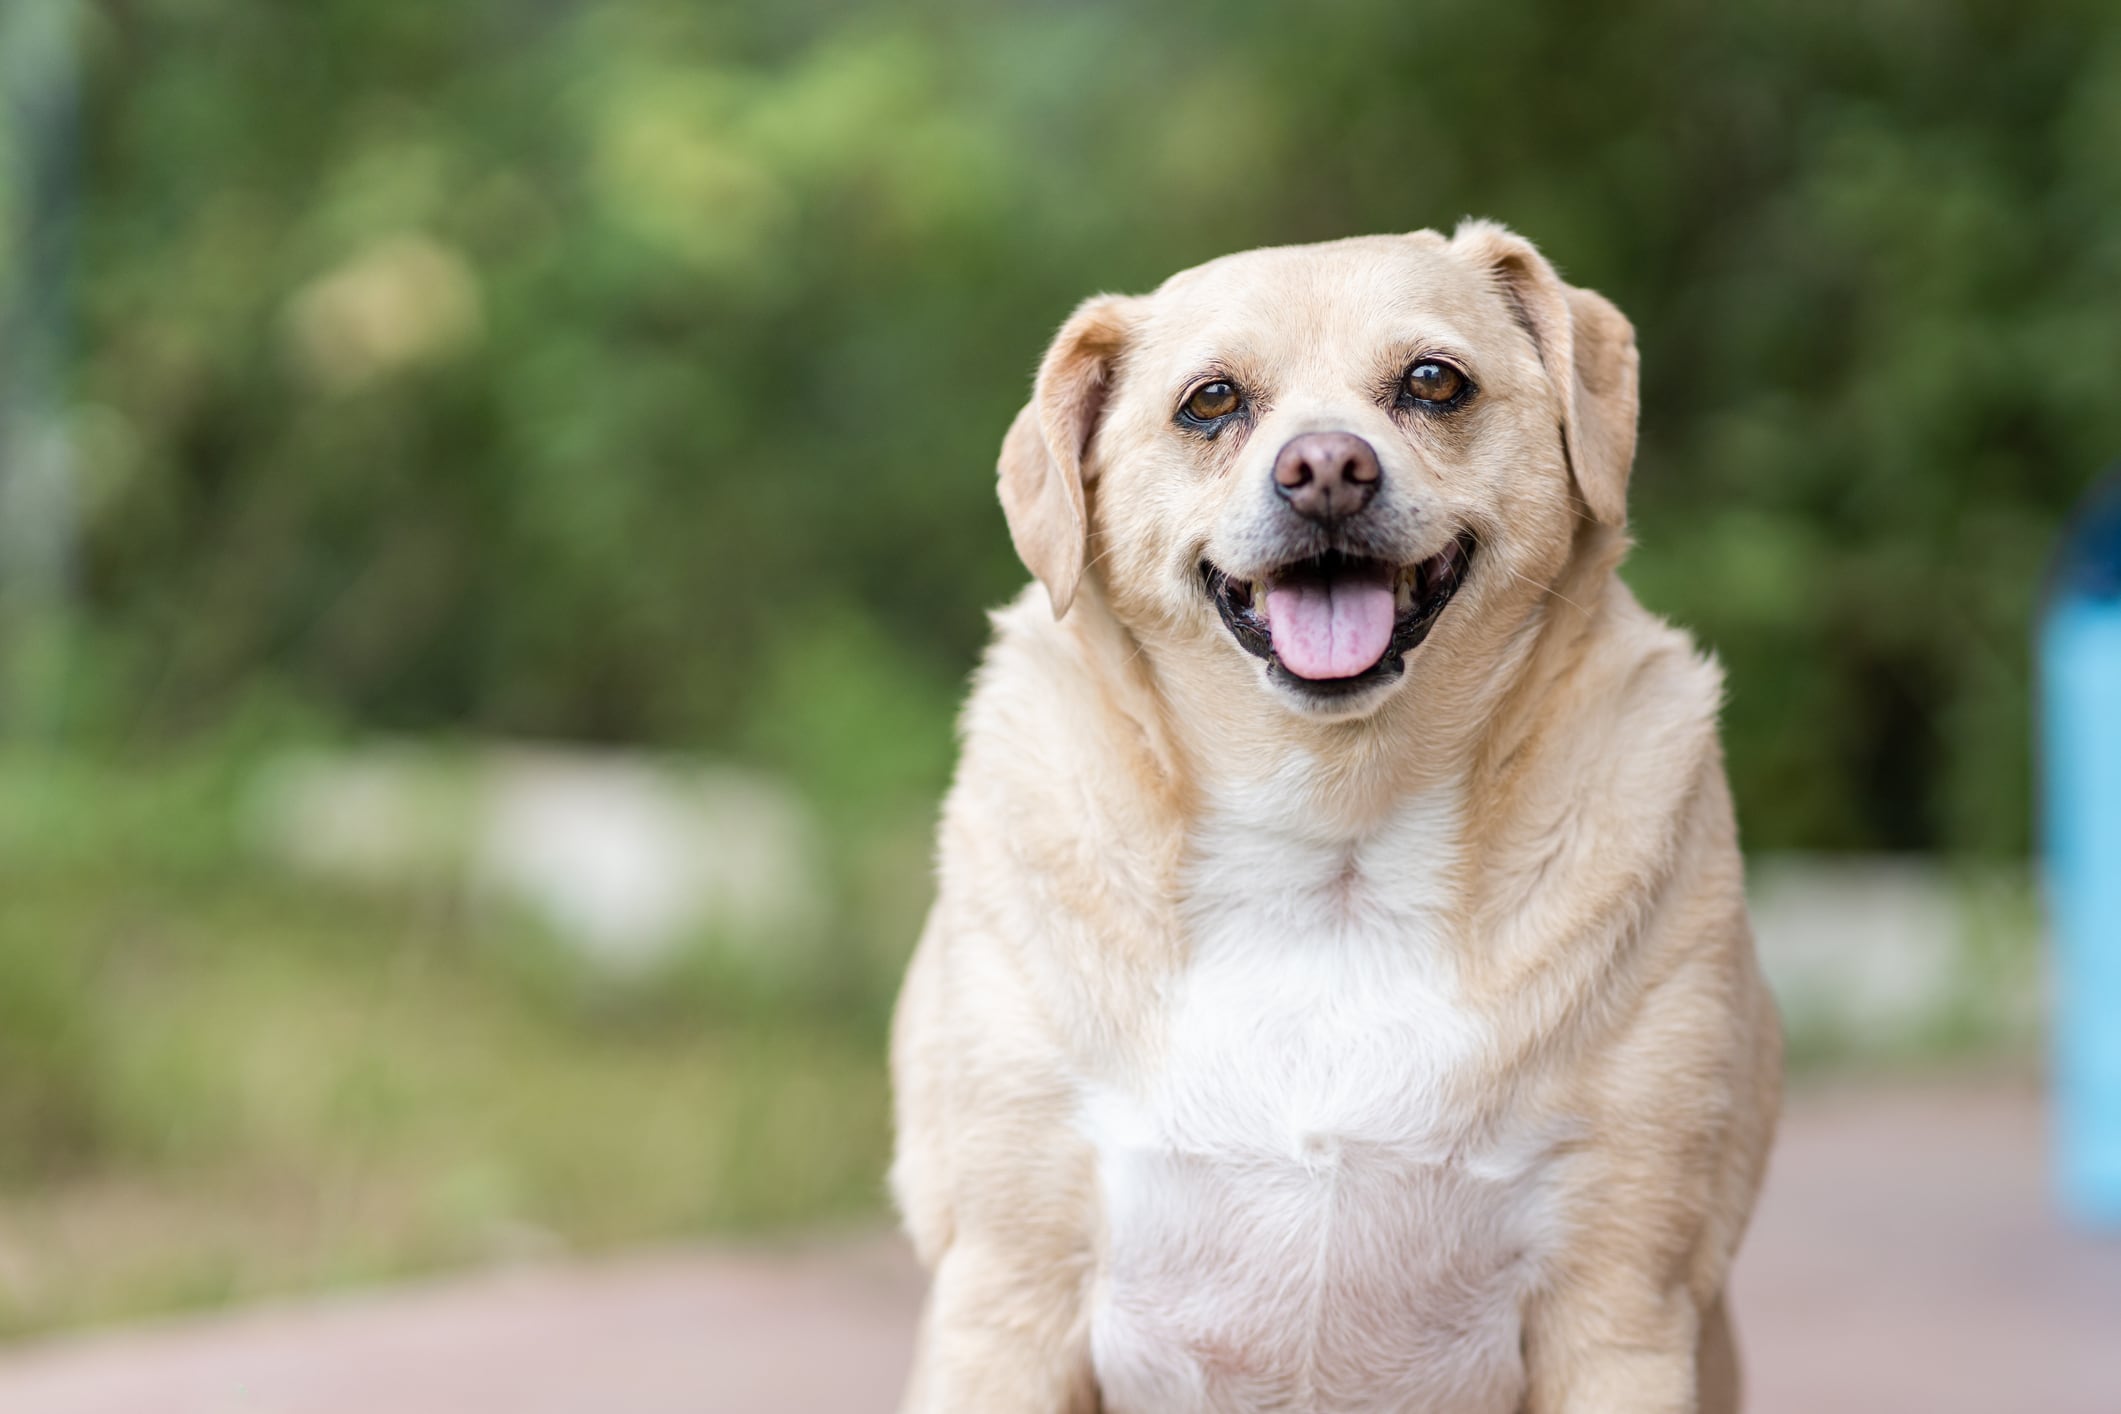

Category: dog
[890, 221, 1782, 1414]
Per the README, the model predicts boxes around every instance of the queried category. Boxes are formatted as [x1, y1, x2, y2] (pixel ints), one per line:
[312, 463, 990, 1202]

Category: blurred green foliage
[0, 742, 905, 1334]
[25, 0, 2119, 852]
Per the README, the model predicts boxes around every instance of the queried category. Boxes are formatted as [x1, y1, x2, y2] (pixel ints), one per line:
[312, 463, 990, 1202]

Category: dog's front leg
[900, 1239, 1100, 1414]
[1520, 1277, 1729, 1414]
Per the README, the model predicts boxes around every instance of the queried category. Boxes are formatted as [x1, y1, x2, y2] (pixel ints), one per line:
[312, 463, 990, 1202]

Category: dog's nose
[1272, 432, 1381, 523]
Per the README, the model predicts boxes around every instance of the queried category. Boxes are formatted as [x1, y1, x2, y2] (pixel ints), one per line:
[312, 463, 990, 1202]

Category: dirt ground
[0, 1077, 2113, 1413]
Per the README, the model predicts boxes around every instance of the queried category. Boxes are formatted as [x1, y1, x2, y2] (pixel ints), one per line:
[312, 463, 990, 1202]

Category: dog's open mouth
[1202, 533, 1477, 695]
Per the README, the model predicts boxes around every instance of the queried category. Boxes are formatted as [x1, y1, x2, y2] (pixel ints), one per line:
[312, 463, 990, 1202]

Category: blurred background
[0, 0, 2116, 1378]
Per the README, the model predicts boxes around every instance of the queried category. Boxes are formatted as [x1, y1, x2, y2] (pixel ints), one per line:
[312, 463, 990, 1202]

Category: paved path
[0, 1079, 2113, 1412]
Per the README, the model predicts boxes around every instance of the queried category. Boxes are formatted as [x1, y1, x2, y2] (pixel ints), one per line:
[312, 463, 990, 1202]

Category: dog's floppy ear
[998, 295, 1137, 618]
[1451, 220, 1639, 527]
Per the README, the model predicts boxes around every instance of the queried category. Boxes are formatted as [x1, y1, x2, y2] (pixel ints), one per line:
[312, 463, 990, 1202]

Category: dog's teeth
[1395, 573, 1416, 611]
[1253, 579, 1269, 608]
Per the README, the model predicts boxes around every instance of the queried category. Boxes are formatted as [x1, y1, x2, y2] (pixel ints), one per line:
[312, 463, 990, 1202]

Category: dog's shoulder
[952, 585, 1189, 832]
[933, 587, 1191, 961]
[1552, 577, 1728, 790]
[1456, 578, 1735, 960]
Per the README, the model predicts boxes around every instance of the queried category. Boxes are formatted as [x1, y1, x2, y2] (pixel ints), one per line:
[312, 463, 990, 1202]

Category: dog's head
[998, 221, 1638, 722]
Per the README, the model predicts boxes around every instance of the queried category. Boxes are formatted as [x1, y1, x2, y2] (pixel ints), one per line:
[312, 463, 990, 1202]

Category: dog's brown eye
[1403, 362, 1466, 404]
[1183, 381, 1241, 421]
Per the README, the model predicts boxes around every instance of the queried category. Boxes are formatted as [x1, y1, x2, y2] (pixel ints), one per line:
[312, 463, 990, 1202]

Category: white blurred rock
[1750, 855, 1959, 1027]
[249, 743, 826, 969]
[471, 749, 825, 969]
[1747, 853, 2042, 1047]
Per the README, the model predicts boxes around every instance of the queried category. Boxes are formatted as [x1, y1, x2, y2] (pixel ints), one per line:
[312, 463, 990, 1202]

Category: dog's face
[998, 222, 1639, 721]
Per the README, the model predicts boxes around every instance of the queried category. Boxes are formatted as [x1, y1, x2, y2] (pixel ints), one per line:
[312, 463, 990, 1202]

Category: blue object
[2043, 470, 2121, 1228]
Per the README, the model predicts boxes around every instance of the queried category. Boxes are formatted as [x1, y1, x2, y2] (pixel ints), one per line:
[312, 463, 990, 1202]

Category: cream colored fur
[891, 223, 1782, 1414]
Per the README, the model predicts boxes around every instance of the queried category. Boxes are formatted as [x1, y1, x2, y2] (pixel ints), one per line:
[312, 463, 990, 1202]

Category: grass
[0, 746, 920, 1340]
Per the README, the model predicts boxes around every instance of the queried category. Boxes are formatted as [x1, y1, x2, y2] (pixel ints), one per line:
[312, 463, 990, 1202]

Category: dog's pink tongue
[1264, 567, 1396, 680]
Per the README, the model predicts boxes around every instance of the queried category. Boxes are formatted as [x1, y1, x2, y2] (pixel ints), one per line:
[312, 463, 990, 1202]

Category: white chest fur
[1083, 781, 1558, 1414]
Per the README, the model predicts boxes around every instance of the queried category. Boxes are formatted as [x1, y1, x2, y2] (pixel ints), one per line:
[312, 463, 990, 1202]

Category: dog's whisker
[1498, 561, 1592, 618]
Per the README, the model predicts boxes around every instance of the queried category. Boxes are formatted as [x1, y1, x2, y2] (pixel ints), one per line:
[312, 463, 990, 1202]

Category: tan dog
[890, 222, 1782, 1414]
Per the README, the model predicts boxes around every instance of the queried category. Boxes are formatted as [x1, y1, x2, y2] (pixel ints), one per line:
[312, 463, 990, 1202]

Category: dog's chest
[1083, 792, 1555, 1414]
